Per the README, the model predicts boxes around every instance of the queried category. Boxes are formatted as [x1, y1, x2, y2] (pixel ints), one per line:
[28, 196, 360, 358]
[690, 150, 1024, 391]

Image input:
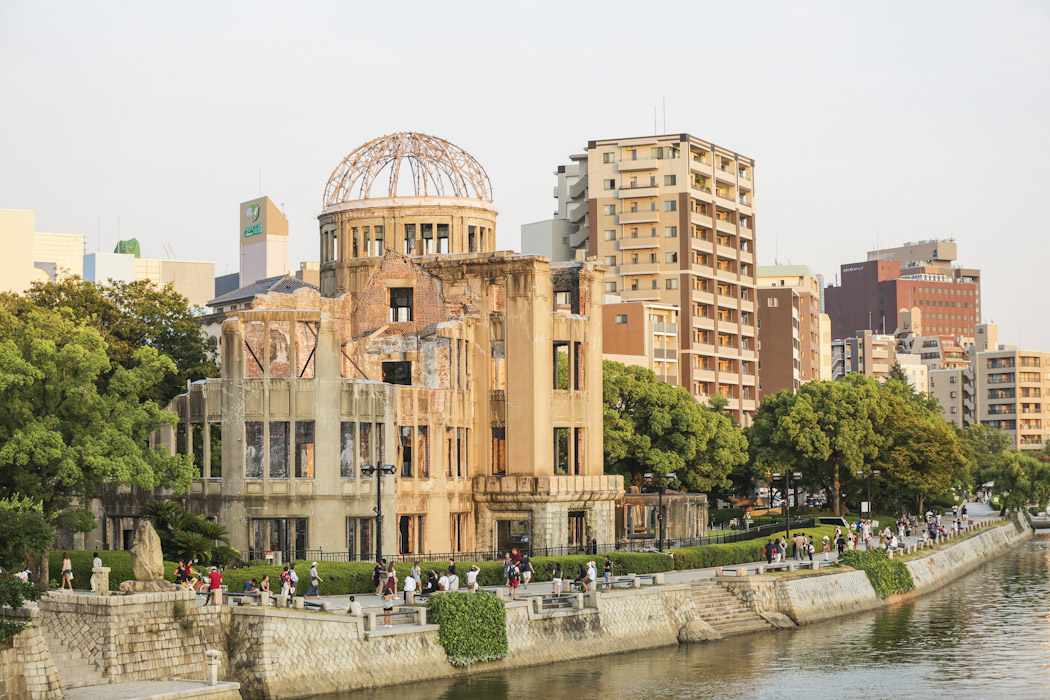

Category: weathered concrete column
[258, 591, 270, 607]
[205, 649, 221, 686]
[90, 567, 111, 595]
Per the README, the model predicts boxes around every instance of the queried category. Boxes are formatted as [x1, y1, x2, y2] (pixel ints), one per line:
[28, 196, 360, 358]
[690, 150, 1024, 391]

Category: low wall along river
[0, 515, 1033, 700]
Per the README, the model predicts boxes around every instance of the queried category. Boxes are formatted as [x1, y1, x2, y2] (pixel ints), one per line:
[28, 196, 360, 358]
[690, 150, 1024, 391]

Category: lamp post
[858, 470, 881, 517]
[360, 464, 397, 563]
[772, 472, 802, 540]
[643, 472, 677, 552]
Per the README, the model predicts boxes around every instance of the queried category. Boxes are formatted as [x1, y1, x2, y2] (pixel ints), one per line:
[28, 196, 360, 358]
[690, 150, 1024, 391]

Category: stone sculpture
[118, 519, 176, 593]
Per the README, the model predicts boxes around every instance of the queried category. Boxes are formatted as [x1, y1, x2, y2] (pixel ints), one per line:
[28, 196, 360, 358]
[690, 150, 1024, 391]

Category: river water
[328, 536, 1050, 700]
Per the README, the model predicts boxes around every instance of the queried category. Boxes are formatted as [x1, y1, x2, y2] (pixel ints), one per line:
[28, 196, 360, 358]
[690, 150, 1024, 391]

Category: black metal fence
[246, 518, 814, 565]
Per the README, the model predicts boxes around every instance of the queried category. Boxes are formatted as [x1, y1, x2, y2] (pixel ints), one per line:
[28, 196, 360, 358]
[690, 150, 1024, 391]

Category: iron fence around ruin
[245, 518, 814, 566]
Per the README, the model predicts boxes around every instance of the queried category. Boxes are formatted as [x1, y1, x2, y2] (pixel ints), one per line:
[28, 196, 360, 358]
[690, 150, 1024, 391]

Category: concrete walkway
[61, 680, 239, 700]
[279, 503, 998, 612]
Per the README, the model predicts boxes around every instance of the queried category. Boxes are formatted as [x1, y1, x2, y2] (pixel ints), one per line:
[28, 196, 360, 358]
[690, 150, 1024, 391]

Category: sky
[2, 1, 1048, 347]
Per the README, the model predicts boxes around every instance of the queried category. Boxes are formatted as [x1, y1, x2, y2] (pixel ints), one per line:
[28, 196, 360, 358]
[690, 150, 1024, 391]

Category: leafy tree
[748, 376, 888, 516]
[173, 531, 213, 564]
[887, 360, 910, 386]
[603, 361, 747, 492]
[0, 304, 195, 582]
[7, 276, 217, 405]
[986, 452, 1050, 515]
[0, 498, 54, 642]
[958, 424, 1011, 485]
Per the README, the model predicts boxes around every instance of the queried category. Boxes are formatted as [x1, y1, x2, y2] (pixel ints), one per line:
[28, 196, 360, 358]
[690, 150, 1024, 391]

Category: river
[325, 535, 1050, 700]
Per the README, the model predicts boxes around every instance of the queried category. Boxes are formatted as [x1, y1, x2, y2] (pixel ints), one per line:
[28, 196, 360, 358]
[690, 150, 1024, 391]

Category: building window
[666, 252, 678, 263]
[554, 342, 570, 390]
[390, 287, 413, 322]
[666, 278, 679, 290]
[603, 152, 615, 164]
[604, 281, 617, 293]
[437, 224, 449, 254]
[604, 255, 617, 266]
[403, 224, 415, 254]
[616, 314, 628, 324]
[294, 421, 314, 478]
[269, 421, 289, 478]
[416, 426, 429, 478]
[468, 225, 477, 252]
[373, 225, 384, 255]
[554, 427, 569, 475]
[340, 422, 355, 477]
[252, 517, 307, 561]
[665, 200, 677, 212]
[382, 361, 412, 385]
[399, 426, 413, 477]
[664, 174, 677, 186]
[665, 226, 678, 237]
[604, 204, 616, 215]
[568, 512, 586, 547]
[604, 229, 616, 241]
[491, 427, 506, 475]
[245, 421, 263, 478]
[604, 179, 615, 190]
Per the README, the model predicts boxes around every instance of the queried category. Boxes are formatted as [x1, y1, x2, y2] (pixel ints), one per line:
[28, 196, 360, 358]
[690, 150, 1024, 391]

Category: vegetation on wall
[426, 592, 508, 667]
[838, 548, 914, 598]
[0, 497, 52, 644]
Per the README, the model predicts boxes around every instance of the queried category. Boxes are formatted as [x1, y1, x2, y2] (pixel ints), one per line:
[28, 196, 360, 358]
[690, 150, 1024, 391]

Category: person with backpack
[764, 540, 773, 564]
[287, 564, 299, 602]
[280, 566, 291, 598]
[507, 561, 521, 599]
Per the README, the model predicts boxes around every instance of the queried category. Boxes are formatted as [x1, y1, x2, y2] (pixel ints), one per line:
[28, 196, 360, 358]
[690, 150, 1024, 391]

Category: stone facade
[0, 608, 62, 700]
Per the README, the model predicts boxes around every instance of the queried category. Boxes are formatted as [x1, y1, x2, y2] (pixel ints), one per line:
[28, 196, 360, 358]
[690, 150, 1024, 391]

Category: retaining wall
[0, 609, 61, 700]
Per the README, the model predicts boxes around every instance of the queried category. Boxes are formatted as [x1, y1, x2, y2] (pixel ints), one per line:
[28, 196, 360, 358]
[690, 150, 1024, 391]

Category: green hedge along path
[426, 592, 508, 667]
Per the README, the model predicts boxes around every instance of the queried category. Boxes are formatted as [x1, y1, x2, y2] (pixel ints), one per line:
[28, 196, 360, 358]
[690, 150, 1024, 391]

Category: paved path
[62, 680, 239, 700]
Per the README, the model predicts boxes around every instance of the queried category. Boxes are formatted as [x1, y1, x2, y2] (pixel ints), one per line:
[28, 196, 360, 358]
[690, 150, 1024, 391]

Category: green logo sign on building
[246, 203, 260, 222]
[244, 203, 263, 237]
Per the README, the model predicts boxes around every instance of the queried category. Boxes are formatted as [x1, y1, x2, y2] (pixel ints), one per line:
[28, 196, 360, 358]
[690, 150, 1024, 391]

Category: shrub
[210, 546, 242, 569]
[838, 548, 914, 598]
[670, 524, 839, 570]
[48, 551, 179, 591]
[426, 592, 507, 666]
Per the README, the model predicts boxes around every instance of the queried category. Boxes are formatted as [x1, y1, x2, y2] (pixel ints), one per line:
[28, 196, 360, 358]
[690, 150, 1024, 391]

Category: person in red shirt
[208, 566, 222, 604]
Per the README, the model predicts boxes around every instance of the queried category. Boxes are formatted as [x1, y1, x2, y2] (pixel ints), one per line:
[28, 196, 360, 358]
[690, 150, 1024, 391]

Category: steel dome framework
[323, 132, 493, 208]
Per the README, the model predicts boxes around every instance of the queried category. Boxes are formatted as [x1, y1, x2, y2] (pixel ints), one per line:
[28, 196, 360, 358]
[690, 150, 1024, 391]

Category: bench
[532, 594, 580, 612]
[760, 562, 795, 573]
[363, 608, 426, 631]
[796, 560, 821, 570]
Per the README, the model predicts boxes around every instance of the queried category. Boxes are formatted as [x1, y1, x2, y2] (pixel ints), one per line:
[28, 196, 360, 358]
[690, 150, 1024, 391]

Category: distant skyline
[2, 1, 1047, 347]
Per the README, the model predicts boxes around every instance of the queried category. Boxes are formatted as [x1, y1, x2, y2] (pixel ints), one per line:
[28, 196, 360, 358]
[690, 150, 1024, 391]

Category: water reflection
[324, 540, 1050, 700]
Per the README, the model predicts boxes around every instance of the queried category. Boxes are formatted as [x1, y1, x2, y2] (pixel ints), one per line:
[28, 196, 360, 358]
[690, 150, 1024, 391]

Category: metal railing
[245, 519, 816, 566]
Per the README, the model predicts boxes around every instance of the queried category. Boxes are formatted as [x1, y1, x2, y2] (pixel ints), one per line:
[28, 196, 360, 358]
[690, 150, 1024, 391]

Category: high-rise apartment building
[529, 134, 758, 422]
[825, 240, 980, 339]
[603, 302, 680, 384]
[831, 331, 897, 381]
[756, 265, 830, 398]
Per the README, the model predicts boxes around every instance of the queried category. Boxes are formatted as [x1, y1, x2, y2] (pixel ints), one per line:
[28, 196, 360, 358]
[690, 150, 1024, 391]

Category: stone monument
[118, 519, 176, 593]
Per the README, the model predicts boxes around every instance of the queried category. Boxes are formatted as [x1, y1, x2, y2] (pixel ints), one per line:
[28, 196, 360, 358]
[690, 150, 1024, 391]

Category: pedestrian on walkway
[502, 552, 512, 589]
[603, 555, 612, 585]
[280, 566, 291, 597]
[552, 562, 564, 595]
[288, 565, 299, 601]
[208, 566, 222, 604]
[508, 562, 521, 599]
[373, 560, 384, 595]
[60, 553, 73, 590]
[306, 562, 323, 598]
[467, 565, 480, 593]
[793, 533, 806, 561]
[822, 535, 831, 561]
[411, 562, 422, 589]
[382, 588, 394, 627]
[764, 540, 773, 564]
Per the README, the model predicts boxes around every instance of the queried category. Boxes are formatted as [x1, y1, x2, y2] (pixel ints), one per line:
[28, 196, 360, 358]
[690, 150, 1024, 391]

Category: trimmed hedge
[219, 552, 675, 596]
[838, 548, 914, 598]
[670, 524, 839, 570]
[426, 592, 508, 666]
[48, 551, 178, 591]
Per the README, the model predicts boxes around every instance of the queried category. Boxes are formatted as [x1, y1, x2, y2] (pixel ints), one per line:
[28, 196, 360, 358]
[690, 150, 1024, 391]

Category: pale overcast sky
[2, 1, 1047, 347]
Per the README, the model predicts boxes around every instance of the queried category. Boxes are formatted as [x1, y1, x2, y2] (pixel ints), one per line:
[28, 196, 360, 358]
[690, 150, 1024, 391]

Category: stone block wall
[906, 516, 1030, 595]
[0, 608, 62, 700]
[38, 590, 229, 685]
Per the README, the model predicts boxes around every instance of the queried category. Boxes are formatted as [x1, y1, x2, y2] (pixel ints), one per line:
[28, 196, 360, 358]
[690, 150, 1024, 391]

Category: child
[382, 589, 394, 627]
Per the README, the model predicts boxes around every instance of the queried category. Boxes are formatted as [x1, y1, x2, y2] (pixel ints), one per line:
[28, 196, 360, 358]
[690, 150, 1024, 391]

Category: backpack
[280, 571, 290, 585]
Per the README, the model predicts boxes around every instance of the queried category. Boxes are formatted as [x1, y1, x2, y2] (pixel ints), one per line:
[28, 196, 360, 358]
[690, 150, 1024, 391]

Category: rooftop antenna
[662, 96, 666, 133]
[653, 106, 657, 135]
[259, 169, 262, 197]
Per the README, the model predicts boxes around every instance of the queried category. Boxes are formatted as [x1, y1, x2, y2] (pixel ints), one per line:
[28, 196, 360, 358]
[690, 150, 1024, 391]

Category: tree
[0, 497, 54, 642]
[986, 452, 1050, 515]
[748, 376, 888, 516]
[7, 276, 217, 405]
[0, 304, 195, 582]
[958, 424, 1011, 486]
[602, 361, 747, 492]
[140, 499, 230, 564]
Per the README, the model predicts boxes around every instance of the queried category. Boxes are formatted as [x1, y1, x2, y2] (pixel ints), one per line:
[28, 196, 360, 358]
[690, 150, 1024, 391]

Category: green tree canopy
[0, 303, 195, 580]
[0, 497, 53, 642]
[603, 361, 747, 492]
[986, 452, 1050, 514]
[4, 275, 217, 405]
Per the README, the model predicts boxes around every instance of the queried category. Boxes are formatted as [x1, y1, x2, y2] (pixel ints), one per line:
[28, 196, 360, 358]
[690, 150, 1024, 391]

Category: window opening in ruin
[269, 322, 292, 378]
[554, 291, 571, 311]
[446, 428, 454, 478]
[437, 224, 449, 254]
[491, 427, 506, 475]
[297, 321, 318, 378]
[554, 342, 570, 390]
[496, 519, 529, 553]
[176, 422, 188, 456]
[456, 427, 464, 478]
[245, 421, 263, 478]
[491, 340, 506, 391]
[340, 422, 355, 477]
[359, 423, 371, 472]
[209, 423, 222, 478]
[398, 515, 425, 554]
[362, 226, 370, 257]
[352, 227, 359, 257]
[417, 426, 429, 478]
[376, 424, 385, 467]
[574, 427, 584, 476]
[573, 342, 584, 390]
[251, 517, 307, 562]
[244, 321, 265, 378]
[295, 421, 314, 478]
[373, 225, 384, 255]
[390, 288, 414, 323]
[358, 518, 373, 559]
[468, 225, 477, 253]
[269, 421, 289, 478]
[382, 360, 412, 385]
[404, 224, 416, 254]
[554, 427, 569, 475]
[568, 512, 586, 547]
[399, 426, 413, 477]
[451, 513, 468, 552]
[421, 223, 433, 254]
[190, 424, 204, 474]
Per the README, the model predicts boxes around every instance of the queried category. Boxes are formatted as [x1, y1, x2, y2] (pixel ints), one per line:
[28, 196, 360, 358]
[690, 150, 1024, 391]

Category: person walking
[822, 535, 831, 561]
[373, 560, 384, 595]
[287, 564, 299, 601]
[306, 562, 323, 598]
[552, 562, 564, 595]
[520, 553, 534, 590]
[507, 562, 521, 599]
[502, 553, 513, 589]
[208, 566, 222, 604]
[280, 566, 292, 598]
[466, 565, 480, 593]
[603, 555, 612, 586]
[764, 540, 773, 565]
[411, 562, 422, 589]
[60, 553, 73, 590]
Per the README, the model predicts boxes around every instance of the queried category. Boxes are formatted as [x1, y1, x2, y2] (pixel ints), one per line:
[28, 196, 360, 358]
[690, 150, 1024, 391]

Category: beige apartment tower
[530, 134, 758, 422]
[756, 265, 829, 398]
[240, 196, 289, 288]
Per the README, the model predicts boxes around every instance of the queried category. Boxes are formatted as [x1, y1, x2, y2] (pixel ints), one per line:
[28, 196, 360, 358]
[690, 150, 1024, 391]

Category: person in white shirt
[347, 595, 362, 616]
[447, 573, 460, 591]
[438, 573, 449, 591]
[404, 574, 417, 596]
[466, 565, 480, 593]
[585, 561, 597, 591]
[92, 553, 103, 569]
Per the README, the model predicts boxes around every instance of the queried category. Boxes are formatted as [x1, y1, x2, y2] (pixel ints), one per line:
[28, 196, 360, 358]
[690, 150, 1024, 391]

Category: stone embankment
[0, 516, 1031, 700]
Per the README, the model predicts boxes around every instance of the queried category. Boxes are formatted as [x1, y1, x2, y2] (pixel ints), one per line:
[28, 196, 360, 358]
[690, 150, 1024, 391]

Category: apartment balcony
[568, 175, 588, 200]
[570, 227, 590, 249]
[619, 184, 660, 199]
[873, 363, 890, 374]
[618, 158, 661, 172]
[716, 218, 736, 234]
[742, 373, 757, 386]
[689, 159, 712, 176]
[716, 294, 738, 310]
[621, 261, 662, 275]
[619, 210, 661, 225]
[715, 166, 737, 184]
[692, 263, 715, 277]
[740, 250, 754, 264]
[693, 315, 715, 331]
[568, 202, 588, 223]
[619, 237, 661, 250]
[719, 371, 740, 384]
[716, 244, 738, 259]
[691, 237, 714, 254]
[740, 299, 755, 313]
[653, 322, 678, 334]
[719, 321, 740, 335]
[741, 323, 756, 337]
[694, 343, 715, 355]
[693, 290, 714, 305]
[716, 267, 737, 282]
[620, 288, 663, 302]
[715, 190, 736, 205]
[690, 211, 714, 228]
[694, 368, 716, 382]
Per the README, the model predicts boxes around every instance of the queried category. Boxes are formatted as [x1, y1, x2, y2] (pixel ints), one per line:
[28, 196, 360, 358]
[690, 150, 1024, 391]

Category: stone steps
[42, 631, 108, 689]
[689, 580, 774, 636]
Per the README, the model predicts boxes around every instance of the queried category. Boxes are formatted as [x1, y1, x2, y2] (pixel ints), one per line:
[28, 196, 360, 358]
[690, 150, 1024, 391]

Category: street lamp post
[360, 464, 397, 563]
[643, 472, 677, 552]
[858, 470, 881, 517]
[772, 472, 802, 540]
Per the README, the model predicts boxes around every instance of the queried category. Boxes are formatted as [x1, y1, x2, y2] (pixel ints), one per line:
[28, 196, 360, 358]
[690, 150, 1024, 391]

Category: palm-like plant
[140, 500, 180, 527]
[174, 531, 213, 564]
[191, 520, 230, 546]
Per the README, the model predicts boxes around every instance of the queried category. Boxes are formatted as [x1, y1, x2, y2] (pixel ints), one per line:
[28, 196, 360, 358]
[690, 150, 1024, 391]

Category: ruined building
[92, 132, 623, 559]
